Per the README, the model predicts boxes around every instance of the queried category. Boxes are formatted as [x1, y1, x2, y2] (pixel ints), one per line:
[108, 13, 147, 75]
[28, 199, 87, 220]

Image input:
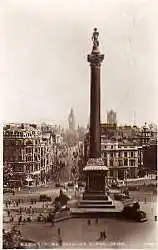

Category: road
[3, 185, 79, 204]
[3, 187, 157, 249]
[59, 153, 74, 182]
[17, 216, 157, 249]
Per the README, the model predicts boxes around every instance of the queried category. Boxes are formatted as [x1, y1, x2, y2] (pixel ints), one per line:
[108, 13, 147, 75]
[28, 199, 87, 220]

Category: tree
[54, 189, 70, 212]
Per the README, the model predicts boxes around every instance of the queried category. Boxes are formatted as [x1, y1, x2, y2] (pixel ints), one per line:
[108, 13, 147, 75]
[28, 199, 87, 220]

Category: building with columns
[3, 123, 55, 187]
[101, 137, 141, 180]
[84, 134, 142, 181]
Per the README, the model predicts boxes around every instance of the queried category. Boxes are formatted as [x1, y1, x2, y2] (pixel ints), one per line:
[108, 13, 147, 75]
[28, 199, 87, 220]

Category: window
[124, 152, 127, 157]
[26, 165, 30, 172]
[110, 170, 113, 176]
[124, 159, 128, 166]
[110, 153, 113, 158]
[18, 155, 22, 161]
[131, 152, 134, 157]
[104, 159, 107, 166]
[119, 160, 122, 166]
[111, 145, 113, 149]
[131, 160, 135, 166]
[27, 156, 32, 162]
[26, 147, 32, 154]
[110, 160, 113, 166]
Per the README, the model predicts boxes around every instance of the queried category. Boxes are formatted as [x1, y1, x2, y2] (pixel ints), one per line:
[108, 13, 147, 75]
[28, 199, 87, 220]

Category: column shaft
[89, 65, 101, 158]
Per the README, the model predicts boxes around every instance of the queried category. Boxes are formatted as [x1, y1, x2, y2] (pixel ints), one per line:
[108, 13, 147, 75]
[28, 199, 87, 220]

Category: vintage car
[114, 193, 130, 201]
[121, 203, 147, 222]
[55, 183, 64, 188]
[77, 182, 86, 188]
[117, 180, 126, 188]
[39, 194, 51, 202]
[3, 188, 14, 194]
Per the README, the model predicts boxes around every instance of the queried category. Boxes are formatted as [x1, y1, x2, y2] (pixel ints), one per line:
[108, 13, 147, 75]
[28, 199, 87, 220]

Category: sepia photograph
[2, 0, 158, 249]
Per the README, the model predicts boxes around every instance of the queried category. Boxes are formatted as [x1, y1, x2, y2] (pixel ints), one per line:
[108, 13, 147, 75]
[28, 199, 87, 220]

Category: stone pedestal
[83, 158, 109, 200]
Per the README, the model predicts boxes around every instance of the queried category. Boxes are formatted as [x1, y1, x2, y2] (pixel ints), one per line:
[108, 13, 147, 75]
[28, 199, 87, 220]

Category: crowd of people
[3, 193, 69, 248]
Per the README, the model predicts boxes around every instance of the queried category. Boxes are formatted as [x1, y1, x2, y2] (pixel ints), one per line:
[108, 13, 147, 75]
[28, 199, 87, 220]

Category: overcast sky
[3, 0, 158, 128]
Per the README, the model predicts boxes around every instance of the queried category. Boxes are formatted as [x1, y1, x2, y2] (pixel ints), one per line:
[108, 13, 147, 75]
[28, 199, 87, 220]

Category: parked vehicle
[110, 183, 118, 189]
[46, 212, 55, 222]
[3, 188, 14, 194]
[67, 182, 74, 187]
[55, 183, 64, 188]
[39, 194, 51, 202]
[78, 182, 86, 188]
[121, 203, 147, 222]
[60, 205, 69, 211]
[117, 180, 126, 188]
[114, 193, 130, 201]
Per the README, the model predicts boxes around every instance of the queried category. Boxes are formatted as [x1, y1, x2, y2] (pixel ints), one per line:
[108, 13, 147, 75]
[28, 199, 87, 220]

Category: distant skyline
[3, 0, 158, 128]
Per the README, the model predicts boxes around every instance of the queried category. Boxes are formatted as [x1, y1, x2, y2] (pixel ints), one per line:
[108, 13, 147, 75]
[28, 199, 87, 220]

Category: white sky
[2, 0, 158, 128]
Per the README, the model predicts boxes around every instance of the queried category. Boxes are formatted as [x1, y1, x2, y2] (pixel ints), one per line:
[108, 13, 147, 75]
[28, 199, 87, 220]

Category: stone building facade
[3, 123, 55, 187]
[84, 134, 142, 180]
[101, 138, 142, 180]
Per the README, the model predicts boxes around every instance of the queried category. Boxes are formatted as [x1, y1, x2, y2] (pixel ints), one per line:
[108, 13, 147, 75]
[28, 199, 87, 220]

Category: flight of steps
[78, 198, 115, 209]
[70, 196, 123, 217]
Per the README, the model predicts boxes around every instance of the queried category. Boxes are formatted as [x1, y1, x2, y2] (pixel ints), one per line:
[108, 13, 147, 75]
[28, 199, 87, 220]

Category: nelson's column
[71, 29, 115, 216]
[83, 28, 109, 201]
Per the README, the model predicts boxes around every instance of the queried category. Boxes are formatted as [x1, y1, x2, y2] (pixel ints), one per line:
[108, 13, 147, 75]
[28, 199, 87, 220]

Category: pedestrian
[58, 228, 61, 236]
[18, 215, 22, 225]
[10, 216, 14, 222]
[58, 236, 62, 246]
[103, 230, 107, 239]
[155, 216, 157, 221]
[51, 219, 54, 227]
[19, 207, 22, 215]
[7, 210, 10, 217]
[88, 219, 91, 225]
[99, 231, 103, 241]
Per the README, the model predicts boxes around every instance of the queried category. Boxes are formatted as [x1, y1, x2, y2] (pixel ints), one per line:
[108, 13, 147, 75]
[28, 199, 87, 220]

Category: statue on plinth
[92, 28, 99, 51]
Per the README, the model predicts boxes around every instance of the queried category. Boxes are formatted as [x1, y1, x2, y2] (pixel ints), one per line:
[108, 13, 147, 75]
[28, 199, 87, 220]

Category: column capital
[87, 53, 104, 67]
